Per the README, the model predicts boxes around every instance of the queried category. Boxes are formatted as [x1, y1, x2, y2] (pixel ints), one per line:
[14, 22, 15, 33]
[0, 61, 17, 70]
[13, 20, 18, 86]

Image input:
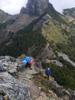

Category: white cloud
[0, 0, 28, 14]
[0, 0, 75, 14]
[50, 0, 75, 13]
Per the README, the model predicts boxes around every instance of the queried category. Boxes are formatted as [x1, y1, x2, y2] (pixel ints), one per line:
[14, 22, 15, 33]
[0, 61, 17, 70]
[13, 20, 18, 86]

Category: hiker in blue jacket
[22, 56, 32, 69]
[45, 68, 51, 79]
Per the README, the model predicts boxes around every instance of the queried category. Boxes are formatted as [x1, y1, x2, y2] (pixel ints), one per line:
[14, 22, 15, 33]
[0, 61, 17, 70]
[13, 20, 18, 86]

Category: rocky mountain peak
[26, 0, 49, 16]
[63, 7, 75, 19]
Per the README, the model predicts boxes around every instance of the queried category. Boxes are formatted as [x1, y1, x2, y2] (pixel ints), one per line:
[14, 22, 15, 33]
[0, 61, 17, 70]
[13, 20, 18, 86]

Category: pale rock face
[0, 72, 31, 100]
[26, 0, 49, 16]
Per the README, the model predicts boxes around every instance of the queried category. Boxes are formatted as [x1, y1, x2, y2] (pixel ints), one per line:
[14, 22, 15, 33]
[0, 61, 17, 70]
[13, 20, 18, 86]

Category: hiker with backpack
[22, 56, 33, 69]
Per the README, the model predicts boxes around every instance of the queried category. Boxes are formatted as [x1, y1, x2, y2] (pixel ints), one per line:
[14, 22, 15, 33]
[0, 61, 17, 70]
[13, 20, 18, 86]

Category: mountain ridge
[0, 0, 75, 96]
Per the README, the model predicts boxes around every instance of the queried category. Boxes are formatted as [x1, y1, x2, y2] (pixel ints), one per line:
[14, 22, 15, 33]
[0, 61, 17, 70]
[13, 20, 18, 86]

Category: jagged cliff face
[63, 8, 75, 20]
[26, 0, 49, 16]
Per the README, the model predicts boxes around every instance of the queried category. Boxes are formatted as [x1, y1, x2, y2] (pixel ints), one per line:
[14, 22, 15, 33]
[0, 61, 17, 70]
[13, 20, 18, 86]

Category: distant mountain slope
[7, 14, 37, 32]
[63, 8, 75, 18]
[0, 10, 12, 23]
[63, 7, 75, 22]
[0, 11, 37, 46]
[2, 13, 69, 57]
[0, 1, 69, 56]
[0, 0, 68, 48]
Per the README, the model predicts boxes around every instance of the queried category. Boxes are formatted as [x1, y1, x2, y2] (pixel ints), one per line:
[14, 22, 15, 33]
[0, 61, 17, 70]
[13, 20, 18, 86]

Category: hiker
[22, 56, 33, 69]
[45, 68, 51, 80]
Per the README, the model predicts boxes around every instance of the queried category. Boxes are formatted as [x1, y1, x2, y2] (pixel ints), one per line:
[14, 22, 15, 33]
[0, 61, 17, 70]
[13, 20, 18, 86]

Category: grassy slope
[56, 21, 75, 61]
[41, 19, 68, 44]
[41, 15, 75, 89]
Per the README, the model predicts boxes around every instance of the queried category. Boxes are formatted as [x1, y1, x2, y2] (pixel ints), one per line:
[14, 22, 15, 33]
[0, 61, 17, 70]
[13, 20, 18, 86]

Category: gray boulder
[0, 72, 32, 100]
[0, 56, 18, 74]
[0, 56, 24, 75]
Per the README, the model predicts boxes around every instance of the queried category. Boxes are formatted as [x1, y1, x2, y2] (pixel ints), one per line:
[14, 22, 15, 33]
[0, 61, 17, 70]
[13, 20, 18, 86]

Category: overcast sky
[0, 0, 75, 15]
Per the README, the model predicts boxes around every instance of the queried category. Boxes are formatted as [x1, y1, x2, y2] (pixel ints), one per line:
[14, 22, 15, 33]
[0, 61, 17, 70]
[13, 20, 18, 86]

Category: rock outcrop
[26, 0, 49, 16]
[63, 8, 75, 19]
[0, 72, 31, 100]
[0, 56, 20, 74]
[0, 55, 75, 100]
[0, 56, 35, 100]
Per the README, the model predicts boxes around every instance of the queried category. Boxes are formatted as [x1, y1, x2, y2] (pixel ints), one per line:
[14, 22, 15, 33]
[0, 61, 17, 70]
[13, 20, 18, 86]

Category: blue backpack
[22, 57, 31, 65]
